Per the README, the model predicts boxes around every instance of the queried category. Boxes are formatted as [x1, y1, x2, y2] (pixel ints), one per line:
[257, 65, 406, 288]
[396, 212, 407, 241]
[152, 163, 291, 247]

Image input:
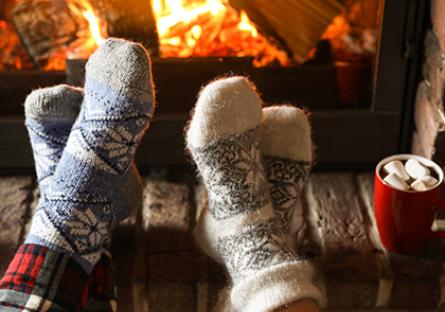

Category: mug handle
[428, 198, 445, 238]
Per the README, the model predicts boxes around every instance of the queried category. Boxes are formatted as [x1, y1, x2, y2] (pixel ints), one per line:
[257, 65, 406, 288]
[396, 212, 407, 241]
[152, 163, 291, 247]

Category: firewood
[230, 0, 344, 64]
[11, 0, 87, 68]
[91, 0, 159, 56]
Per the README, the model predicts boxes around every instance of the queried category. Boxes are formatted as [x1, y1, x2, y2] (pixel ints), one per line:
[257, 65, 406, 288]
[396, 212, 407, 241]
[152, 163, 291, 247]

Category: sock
[187, 77, 322, 312]
[260, 106, 312, 247]
[25, 85, 143, 221]
[24, 85, 83, 196]
[26, 38, 155, 272]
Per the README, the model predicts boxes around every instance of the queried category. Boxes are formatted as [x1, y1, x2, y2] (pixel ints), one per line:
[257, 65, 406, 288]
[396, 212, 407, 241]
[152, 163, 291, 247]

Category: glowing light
[82, 9, 105, 46]
[67, 0, 106, 58]
[152, 0, 290, 66]
[239, 10, 258, 37]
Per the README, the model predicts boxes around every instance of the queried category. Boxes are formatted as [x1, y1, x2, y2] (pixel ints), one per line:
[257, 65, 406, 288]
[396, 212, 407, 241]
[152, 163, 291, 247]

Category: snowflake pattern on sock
[26, 118, 75, 195]
[217, 222, 295, 280]
[29, 88, 150, 269]
[193, 127, 269, 220]
[190, 126, 300, 283]
[263, 157, 311, 233]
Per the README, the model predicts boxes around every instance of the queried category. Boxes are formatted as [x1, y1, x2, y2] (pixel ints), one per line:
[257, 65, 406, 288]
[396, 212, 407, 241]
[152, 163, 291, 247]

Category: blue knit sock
[26, 38, 155, 272]
[25, 85, 143, 222]
[25, 85, 83, 197]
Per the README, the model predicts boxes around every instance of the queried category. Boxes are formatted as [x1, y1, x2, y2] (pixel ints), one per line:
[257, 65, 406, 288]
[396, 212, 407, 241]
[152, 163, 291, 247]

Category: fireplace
[0, 0, 427, 171]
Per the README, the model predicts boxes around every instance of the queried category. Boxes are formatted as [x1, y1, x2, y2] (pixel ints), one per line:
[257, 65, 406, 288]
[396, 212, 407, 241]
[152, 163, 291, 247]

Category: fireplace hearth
[0, 0, 428, 171]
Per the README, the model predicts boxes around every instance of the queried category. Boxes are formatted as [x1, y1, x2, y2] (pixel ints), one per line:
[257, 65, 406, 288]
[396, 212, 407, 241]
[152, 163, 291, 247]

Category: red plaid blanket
[0, 244, 115, 312]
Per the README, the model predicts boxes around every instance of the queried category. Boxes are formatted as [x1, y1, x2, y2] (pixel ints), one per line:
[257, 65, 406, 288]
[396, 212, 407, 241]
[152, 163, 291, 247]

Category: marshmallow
[383, 172, 410, 191]
[383, 160, 410, 181]
[417, 176, 438, 188]
[410, 179, 428, 192]
[405, 159, 430, 179]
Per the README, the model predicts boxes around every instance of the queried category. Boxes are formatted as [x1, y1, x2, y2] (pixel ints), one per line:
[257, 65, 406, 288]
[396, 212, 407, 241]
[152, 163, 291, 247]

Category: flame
[66, 0, 106, 59]
[0, 20, 33, 71]
[239, 11, 257, 37]
[152, 0, 290, 66]
[83, 9, 105, 46]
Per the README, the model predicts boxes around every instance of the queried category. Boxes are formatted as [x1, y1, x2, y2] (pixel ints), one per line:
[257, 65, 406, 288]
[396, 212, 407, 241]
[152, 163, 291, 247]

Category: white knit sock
[186, 77, 323, 312]
[260, 106, 313, 246]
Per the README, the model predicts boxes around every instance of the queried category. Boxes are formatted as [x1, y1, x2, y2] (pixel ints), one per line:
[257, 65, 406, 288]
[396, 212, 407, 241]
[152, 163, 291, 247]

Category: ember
[152, 0, 291, 67]
[0, 20, 33, 71]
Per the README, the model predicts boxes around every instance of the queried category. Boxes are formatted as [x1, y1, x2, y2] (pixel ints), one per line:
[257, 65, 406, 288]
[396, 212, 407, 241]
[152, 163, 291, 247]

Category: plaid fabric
[85, 255, 116, 312]
[0, 244, 89, 311]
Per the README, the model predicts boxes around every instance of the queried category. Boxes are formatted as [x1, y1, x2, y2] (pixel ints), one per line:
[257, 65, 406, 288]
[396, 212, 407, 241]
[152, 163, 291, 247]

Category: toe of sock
[86, 38, 154, 106]
[186, 76, 262, 148]
[260, 106, 312, 161]
[24, 85, 83, 121]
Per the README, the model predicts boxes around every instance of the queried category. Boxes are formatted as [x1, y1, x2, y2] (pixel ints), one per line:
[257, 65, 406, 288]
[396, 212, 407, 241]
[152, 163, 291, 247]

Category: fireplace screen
[0, 0, 427, 170]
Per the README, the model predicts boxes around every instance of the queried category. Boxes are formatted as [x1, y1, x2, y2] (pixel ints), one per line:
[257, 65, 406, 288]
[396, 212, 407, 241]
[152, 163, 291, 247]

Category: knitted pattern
[192, 127, 294, 280]
[260, 106, 313, 246]
[25, 84, 143, 223]
[264, 157, 311, 234]
[26, 38, 155, 272]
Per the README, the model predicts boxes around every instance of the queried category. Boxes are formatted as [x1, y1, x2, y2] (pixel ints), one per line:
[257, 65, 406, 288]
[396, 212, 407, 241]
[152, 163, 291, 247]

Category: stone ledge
[0, 173, 443, 311]
[142, 178, 194, 253]
[0, 176, 34, 276]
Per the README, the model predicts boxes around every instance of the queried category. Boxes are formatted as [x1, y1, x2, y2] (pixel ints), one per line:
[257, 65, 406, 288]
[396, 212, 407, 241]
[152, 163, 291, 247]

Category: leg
[0, 38, 154, 311]
[262, 106, 324, 312]
[24, 84, 141, 310]
[24, 85, 119, 311]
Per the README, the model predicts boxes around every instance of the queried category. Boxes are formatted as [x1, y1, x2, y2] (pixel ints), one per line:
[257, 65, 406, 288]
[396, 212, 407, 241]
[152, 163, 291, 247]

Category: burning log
[11, 0, 86, 69]
[230, 0, 344, 64]
[91, 0, 159, 56]
[11, 0, 107, 70]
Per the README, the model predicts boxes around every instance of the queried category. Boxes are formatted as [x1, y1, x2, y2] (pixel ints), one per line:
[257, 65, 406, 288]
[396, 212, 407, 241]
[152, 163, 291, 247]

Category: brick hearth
[0, 172, 443, 311]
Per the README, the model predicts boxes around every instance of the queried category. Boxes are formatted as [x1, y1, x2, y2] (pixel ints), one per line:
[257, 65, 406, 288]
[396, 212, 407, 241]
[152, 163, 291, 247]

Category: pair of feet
[25, 38, 153, 271]
[24, 38, 322, 311]
[187, 77, 322, 311]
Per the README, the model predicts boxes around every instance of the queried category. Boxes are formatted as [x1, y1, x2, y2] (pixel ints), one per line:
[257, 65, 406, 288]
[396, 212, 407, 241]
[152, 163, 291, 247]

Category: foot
[260, 106, 312, 247]
[26, 38, 155, 272]
[25, 84, 83, 195]
[186, 77, 322, 312]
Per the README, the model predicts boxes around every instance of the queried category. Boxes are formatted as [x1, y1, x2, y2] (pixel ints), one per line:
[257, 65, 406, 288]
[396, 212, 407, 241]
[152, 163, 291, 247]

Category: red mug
[374, 154, 445, 253]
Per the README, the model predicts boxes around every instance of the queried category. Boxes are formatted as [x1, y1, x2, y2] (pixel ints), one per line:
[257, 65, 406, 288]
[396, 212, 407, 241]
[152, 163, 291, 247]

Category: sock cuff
[230, 260, 324, 312]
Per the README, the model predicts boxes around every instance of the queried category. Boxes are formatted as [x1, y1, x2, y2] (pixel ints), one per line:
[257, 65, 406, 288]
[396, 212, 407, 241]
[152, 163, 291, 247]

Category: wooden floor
[0, 171, 443, 311]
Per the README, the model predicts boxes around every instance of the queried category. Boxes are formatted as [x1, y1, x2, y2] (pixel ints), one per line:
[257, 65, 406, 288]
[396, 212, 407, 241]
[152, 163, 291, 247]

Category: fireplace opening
[0, 1, 427, 170]
[1, 0, 379, 108]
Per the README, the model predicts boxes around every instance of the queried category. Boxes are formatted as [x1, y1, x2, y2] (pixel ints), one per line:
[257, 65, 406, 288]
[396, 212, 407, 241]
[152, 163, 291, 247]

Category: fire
[66, 0, 106, 60]
[41, 0, 106, 70]
[0, 0, 105, 71]
[152, 0, 290, 67]
[0, 20, 33, 71]
[239, 11, 258, 38]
